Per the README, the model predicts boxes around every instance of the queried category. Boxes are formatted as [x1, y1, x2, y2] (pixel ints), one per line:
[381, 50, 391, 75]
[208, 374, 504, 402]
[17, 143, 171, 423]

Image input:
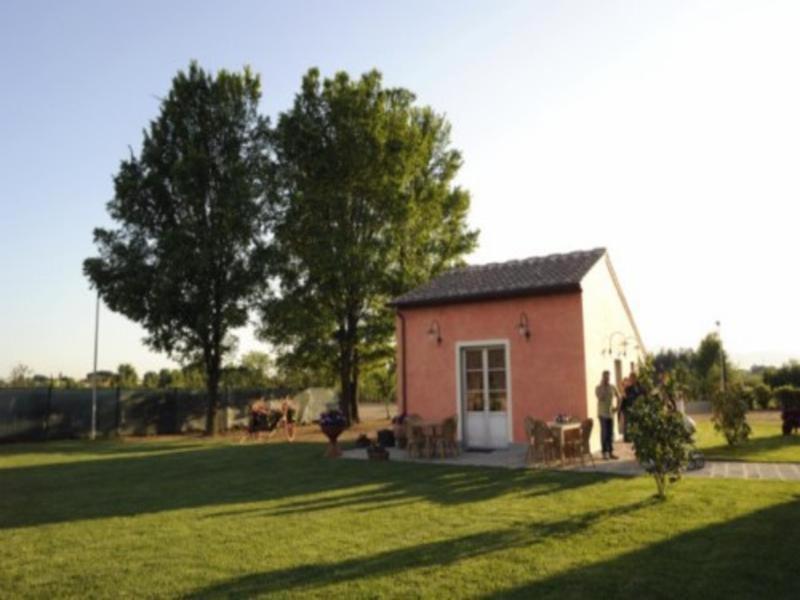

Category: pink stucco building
[391, 248, 644, 452]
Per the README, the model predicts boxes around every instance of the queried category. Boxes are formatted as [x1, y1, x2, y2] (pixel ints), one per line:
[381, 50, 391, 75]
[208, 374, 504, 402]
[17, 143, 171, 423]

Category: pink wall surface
[396, 293, 587, 444]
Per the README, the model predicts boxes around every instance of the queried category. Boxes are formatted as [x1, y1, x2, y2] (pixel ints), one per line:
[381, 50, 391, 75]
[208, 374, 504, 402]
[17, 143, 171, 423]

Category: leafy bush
[627, 363, 694, 499]
[711, 385, 752, 446]
[628, 394, 693, 499]
[774, 386, 800, 411]
[751, 383, 773, 410]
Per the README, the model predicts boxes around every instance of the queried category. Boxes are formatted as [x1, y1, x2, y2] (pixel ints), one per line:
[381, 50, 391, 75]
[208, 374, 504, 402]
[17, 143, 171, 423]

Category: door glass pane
[467, 390, 484, 411]
[466, 371, 483, 391]
[489, 391, 507, 412]
[488, 348, 505, 369]
[465, 350, 483, 370]
[488, 371, 506, 391]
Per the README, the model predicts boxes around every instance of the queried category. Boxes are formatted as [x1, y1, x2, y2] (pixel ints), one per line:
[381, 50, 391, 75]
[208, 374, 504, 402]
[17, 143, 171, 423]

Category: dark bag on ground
[377, 429, 395, 448]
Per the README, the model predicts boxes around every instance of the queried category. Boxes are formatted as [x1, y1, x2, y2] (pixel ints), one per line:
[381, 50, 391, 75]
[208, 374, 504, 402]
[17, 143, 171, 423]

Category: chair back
[524, 416, 536, 440]
[532, 420, 555, 448]
[580, 418, 594, 449]
[405, 414, 423, 440]
[441, 416, 457, 441]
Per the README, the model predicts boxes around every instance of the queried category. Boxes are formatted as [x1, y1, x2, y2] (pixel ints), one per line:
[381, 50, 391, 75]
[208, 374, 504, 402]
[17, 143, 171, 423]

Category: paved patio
[341, 443, 800, 481]
[341, 443, 642, 475]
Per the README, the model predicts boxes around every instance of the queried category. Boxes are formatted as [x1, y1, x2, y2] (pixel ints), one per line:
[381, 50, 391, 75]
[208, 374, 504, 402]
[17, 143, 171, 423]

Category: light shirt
[595, 383, 618, 418]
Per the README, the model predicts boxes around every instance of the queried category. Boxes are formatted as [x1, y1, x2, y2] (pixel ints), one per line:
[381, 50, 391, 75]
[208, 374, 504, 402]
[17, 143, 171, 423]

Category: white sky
[2, 0, 799, 378]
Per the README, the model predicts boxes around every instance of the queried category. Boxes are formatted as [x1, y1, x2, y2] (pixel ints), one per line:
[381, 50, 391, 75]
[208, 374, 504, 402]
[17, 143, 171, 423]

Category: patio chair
[434, 416, 459, 458]
[562, 427, 582, 463]
[524, 417, 537, 464]
[405, 415, 428, 459]
[529, 419, 559, 466]
[565, 419, 595, 467]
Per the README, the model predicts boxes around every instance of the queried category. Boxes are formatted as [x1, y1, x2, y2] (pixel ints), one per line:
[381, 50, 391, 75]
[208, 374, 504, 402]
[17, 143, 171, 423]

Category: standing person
[620, 372, 643, 442]
[280, 398, 296, 442]
[596, 370, 620, 460]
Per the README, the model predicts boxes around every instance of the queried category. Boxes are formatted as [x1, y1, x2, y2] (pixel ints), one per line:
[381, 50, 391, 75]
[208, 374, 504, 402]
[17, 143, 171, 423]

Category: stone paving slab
[341, 444, 800, 481]
[685, 460, 800, 481]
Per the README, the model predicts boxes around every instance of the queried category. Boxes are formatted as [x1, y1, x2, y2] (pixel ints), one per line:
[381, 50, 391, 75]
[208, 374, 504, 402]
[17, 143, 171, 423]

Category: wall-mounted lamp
[517, 312, 531, 340]
[427, 320, 442, 345]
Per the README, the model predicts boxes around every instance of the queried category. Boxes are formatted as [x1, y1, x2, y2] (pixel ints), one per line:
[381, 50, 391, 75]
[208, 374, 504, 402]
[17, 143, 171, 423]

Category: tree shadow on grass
[0, 438, 213, 458]
[185, 498, 660, 599]
[479, 496, 800, 599]
[700, 434, 800, 462]
[0, 440, 613, 530]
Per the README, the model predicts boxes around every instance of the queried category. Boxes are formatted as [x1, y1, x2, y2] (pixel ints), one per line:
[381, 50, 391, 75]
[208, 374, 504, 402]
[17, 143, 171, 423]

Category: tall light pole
[91, 291, 100, 440]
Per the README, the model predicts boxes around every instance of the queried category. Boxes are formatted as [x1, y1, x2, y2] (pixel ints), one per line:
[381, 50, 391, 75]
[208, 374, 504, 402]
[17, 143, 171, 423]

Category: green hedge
[750, 383, 774, 410]
[774, 386, 800, 411]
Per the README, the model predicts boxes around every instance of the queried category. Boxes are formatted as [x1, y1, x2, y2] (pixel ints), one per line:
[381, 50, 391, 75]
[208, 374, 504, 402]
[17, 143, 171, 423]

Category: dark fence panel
[0, 388, 50, 442]
[0, 387, 296, 442]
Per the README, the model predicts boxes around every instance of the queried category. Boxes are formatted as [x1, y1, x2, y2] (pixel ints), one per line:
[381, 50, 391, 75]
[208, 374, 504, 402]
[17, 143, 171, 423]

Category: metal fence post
[115, 386, 122, 437]
[44, 383, 52, 440]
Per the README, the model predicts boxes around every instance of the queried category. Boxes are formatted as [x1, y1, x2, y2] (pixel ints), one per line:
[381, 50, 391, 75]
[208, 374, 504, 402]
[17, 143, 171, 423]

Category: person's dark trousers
[599, 416, 614, 455]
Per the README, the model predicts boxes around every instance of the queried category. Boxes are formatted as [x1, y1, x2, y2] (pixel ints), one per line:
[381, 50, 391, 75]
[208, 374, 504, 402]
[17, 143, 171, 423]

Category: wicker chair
[527, 418, 559, 466]
[565, 419, 595, 467]
[434, 416, 459, 458]
[562, 427, 582, 463]
[405, 415, 428, 458]
[524, 417, 537, 465]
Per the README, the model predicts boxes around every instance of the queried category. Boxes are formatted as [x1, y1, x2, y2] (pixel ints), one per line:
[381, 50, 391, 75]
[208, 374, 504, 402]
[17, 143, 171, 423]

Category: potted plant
[319, 409, 347, 457]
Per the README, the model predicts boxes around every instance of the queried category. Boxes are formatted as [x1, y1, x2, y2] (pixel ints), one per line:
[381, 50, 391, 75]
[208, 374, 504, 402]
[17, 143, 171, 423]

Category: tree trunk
[205, 358, 221, 436]
[351, 348, 360, 423]
[337, 343, 361, 424]
[339, 347, 354, 425]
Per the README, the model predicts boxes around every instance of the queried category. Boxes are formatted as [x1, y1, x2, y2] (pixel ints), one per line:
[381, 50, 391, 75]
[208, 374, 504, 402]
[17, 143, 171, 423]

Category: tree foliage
[116, 363, 139, 388]
[259, 68, 478, 422]
[711, 384, 752, 446]
[627, 361, 694, 499]
[9, 364, 32, 387]
[763, 361, 800, 388]
[83, 62, 270, 434]
[652, 333, 729, 402]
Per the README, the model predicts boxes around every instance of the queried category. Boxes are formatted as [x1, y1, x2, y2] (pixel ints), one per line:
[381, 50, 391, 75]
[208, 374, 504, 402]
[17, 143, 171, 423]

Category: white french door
[461, 345, 510, 449]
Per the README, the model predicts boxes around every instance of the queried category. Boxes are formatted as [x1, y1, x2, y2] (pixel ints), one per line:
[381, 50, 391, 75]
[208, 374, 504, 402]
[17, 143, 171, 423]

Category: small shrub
[774, 386, 800, 411]
[711, 385, 752, 446]
[751, 383, 773, 410]
[628, 392, 693, 499]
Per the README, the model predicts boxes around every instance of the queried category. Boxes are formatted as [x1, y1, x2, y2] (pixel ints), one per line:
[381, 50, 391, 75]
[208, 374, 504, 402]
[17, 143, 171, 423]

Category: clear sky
[2, 0, 799, 379]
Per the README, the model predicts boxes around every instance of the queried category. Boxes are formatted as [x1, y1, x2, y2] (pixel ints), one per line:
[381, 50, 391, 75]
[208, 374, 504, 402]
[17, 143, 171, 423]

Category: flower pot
[320, 424, 345, 458]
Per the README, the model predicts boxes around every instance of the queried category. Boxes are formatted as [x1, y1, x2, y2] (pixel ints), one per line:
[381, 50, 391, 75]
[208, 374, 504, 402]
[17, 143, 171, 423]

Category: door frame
[454, 339, 513, 447]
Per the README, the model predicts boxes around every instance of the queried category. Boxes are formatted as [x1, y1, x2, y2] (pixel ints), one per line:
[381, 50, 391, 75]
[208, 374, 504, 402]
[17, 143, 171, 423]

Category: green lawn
[694, 411, 800, 462]
[2, 438, 799, 599]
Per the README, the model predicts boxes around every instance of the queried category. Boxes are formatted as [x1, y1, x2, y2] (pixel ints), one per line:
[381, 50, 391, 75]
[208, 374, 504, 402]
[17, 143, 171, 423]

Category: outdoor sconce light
[427, 320, 442, 345]
[517, 312, 531, 340]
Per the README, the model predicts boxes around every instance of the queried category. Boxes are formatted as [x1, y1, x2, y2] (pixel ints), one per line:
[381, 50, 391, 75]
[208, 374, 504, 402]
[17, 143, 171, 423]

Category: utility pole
[91, 292, 100, 440]
[716, 320, 725, 392]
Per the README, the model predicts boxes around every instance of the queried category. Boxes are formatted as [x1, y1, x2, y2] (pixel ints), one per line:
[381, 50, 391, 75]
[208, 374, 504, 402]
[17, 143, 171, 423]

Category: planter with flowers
[319, 409, 348, 458]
